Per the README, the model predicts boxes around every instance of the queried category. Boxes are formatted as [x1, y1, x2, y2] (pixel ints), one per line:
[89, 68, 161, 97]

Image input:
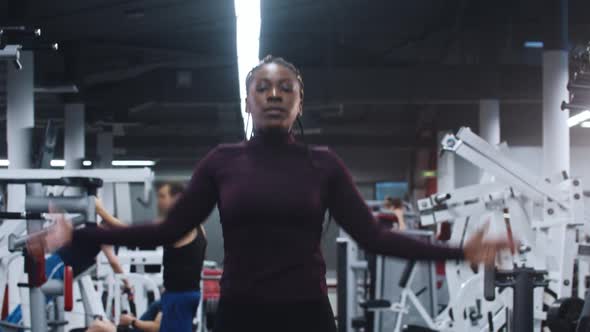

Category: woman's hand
[95, 197, 106, 214]
[119, 313, 136, 326]
[26, 213, 73, 256]
[463, 223, 514, 266]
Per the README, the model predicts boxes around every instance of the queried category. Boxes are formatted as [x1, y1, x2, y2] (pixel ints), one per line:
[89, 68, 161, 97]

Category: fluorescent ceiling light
[50, 160, 66, 167]
[1, 159, 151, 167]
[568, 110, 590, 127]
[112, 160, 155, 167]
[581, 121, 590, 128]
[524, 41, 544, 49]
[234, 0, 261, 140]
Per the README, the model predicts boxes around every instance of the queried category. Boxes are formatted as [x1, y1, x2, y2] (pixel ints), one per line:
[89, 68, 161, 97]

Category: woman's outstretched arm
[68, 149, 220, 248]
[325, 149, 508, 264]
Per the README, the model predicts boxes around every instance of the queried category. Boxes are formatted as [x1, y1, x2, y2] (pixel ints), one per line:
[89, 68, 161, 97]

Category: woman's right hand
[27, 213, 73, 256]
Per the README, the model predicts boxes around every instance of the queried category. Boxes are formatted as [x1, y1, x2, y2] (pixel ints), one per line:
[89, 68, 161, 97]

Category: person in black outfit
[91, 182, 207, 332]
[33, 56, 511, 332]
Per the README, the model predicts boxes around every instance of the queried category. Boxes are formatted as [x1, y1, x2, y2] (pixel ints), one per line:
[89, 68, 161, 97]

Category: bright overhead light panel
[568, 110, 590, 127]
[111, 160, 155, 167]
[234, 0, 261, 140]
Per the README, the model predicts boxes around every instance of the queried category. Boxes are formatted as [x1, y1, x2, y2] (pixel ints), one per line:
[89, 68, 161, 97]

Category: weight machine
[0, 167, 154, 331]
[339, 127, 588, 331]
[0, 177, 101, 332]
[416, 127, 587, 331]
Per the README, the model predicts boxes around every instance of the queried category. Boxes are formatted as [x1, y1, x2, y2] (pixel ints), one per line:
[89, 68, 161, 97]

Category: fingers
[472, 221, 491, 242]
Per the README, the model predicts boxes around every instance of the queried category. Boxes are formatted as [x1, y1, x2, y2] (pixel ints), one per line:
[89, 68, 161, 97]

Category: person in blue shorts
[92, 182, 207, 332]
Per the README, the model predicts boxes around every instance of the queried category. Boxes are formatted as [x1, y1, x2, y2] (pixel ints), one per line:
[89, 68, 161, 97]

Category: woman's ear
[245, 98, 250, 113]
[298, 103, 303, 117]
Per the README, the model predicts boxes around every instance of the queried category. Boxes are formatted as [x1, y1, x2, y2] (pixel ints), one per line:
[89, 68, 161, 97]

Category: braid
[245, 55, 304, 101]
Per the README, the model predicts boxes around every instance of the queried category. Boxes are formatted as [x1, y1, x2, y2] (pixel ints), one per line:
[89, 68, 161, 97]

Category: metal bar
[26, 196, 91, 214]
[26, 196, 96, 222]
[407, 289, 438, 329]
[457, 128, 564, 203]
[561, 101, 589, 111]
[374, 255, 383, 331]
[0, 211, 43, 219]
[0, 168, 154, 183]
[40, 280, 64, 296]
[512, 271, 535, 332]
[452, 131, 566, 206]
[567, 83, 590, 90]
[336, 238, 349, 332]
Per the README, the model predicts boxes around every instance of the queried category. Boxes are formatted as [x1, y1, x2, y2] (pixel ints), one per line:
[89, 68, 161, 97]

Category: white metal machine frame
[0, 168, 154, 331]
[416, 127, 586, 331]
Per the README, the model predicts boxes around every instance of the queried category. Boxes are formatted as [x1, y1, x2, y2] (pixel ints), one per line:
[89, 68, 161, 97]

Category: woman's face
[246, 63, 302, 132]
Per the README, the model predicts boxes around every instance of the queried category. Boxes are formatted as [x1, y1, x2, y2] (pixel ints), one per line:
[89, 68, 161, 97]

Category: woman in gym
[32, 55, 511, 332]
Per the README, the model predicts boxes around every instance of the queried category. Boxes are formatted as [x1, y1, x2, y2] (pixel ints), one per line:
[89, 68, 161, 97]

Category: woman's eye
[281, 84, 293, 92]
[256, 85, 267, 92]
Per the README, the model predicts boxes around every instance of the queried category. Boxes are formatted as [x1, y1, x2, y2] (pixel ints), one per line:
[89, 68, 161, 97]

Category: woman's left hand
[463, 223, 514, 266]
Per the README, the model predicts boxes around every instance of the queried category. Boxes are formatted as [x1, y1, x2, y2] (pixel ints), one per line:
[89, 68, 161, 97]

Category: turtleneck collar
[247, 127, 296, 146]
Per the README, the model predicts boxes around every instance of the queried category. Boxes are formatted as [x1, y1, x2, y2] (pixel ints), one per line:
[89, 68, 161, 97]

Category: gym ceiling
[1, 0, 590, 169]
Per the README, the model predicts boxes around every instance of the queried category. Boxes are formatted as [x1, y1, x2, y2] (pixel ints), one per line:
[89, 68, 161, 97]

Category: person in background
[90, 182, 207, 332]
[382, 196, 407, 231]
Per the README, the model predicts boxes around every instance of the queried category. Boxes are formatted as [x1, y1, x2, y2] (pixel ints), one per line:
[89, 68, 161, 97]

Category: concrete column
[6, 51, 34, 171]
[96, 131, 114, 168]
[6, 51, 34, 211]
[542, 51, 570, 176]
[543, 0, 570, 177]
[6, 51, 43, 331]
[542, 0, 573, 300]
[64, 103, 85, 170]
[96, 131, 115, 218]
[479, 99, 501, 181]
[479, 99, 501, 145]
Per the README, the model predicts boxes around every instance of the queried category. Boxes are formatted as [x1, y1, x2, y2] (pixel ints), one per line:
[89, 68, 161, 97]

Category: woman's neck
[249, 126, 294, 145]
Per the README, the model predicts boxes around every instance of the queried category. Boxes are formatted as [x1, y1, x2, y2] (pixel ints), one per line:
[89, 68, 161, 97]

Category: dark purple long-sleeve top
[73, 131, 464, 302]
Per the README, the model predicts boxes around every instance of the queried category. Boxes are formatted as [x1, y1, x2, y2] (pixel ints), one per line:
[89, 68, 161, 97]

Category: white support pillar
[479, 99, 501, 145]
[479, 99, 501, 182]
[63, 103, 87, 328]
[437, 137, 455, 193]
[542, 0, 573, 299]
[6, 51, 37, 329]
[6, 51, 34, 211]
[96, 132, 114, 168]
[64, 103, 85, 170]
[542, 51, 570, 177]
[96, 131, 115, 217]
[7, 52, 34, 171]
